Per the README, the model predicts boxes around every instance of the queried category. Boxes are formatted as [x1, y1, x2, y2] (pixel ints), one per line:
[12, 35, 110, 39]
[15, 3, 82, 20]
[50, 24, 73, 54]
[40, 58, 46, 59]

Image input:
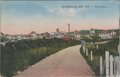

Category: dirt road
[14, 45, 94, 77]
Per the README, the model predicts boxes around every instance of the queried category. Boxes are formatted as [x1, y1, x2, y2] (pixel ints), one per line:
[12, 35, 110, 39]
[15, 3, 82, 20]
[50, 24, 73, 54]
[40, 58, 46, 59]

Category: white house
[89, 29, 95, 35]
[22, 35, 32, 39]
[55, 32, 64, 38]
[110, 31, 116, 37]
[99, 31, 112, 39]
[16, 35, 22, 40]
[50, 32, 56, 39]
[50, 32, 65, 39]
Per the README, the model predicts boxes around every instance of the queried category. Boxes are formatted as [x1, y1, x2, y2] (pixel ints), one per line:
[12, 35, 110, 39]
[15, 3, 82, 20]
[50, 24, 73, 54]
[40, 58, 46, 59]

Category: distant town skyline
[1, 1, 120, 34]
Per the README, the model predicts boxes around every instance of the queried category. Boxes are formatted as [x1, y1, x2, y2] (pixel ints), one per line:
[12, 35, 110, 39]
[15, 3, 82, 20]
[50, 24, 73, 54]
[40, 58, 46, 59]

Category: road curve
[14, 45, 94, 77]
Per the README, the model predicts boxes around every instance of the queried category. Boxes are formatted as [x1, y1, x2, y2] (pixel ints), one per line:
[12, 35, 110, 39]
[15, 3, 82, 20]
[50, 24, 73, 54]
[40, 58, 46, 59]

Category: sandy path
[14, 45, 94, 77]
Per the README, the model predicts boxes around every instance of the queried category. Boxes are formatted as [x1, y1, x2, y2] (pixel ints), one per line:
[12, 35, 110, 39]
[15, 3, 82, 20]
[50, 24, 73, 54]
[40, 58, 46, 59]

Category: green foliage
[80, 37, 118, 76]
[1, 36, 9, 42]
[85, 44, 96, 50]
[90, 35, 101, 42]
[81, 36, 92, 42]
[80, 30, 89, 35]
[1, 38, 80, 77]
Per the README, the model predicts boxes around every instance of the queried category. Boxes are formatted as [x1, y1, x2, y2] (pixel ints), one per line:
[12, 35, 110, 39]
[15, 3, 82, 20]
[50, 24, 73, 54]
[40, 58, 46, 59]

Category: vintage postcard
[0, 0, 120, 77]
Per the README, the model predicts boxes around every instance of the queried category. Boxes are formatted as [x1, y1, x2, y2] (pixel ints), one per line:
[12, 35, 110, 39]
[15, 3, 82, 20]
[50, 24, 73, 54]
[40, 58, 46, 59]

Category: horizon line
[1, 28, 119, 35]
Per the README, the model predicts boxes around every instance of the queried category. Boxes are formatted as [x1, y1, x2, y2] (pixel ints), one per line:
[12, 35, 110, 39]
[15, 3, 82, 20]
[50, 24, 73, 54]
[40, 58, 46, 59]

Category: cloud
[2, 2, 53, 18]
[50, 8, 77, 17]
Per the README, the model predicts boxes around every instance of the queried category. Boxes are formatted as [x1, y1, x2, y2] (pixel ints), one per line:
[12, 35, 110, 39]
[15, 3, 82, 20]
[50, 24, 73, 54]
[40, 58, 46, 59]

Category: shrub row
[1, 38, 80, 77]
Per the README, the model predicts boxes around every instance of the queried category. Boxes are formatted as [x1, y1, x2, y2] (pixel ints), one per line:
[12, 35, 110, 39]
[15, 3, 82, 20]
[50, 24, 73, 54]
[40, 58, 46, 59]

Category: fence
[82, 44, 118, 77]
[82, 45, 93, 61]
[100, 51, 114, 77]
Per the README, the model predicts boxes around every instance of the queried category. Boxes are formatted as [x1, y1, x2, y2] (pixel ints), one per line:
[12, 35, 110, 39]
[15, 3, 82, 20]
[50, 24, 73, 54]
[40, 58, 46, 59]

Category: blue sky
[1, 1, 120, 34]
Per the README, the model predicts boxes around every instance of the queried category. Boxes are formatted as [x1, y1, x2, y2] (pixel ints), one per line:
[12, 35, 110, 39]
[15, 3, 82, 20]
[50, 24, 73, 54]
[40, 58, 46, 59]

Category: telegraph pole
[68, 23, 70, 46]
[113, 3, 120, 76]
[118, 17, 120, 56]
[118, 7, 120, 55]
[119, 16, 120, 44]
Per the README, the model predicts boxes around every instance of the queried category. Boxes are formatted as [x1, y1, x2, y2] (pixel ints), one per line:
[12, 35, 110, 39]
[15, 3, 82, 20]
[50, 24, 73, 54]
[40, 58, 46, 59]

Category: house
[38, 34, 43, 39]
[50, 31, 66, 39]
[22, 35, 32, 39]
[89, 29, 95, 35]
[29, 31, 38, 38]
[16, 35, 22, 40]
[110, 31, 116, 37]
[54, 32, 64, 39]
[99, 30, 112, 39]
[45, 32, 50, 39]
[54, 28, 65, 39]
[74, 30, 81, 40]
[41, 32, 50, 39]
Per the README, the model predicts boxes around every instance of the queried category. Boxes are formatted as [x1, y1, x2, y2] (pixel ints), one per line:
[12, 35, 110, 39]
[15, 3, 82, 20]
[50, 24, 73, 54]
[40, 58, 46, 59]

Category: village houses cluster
[0, 28, 81, 42]
[89, 29, 117, 39]
[0, 28, 117, 43]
